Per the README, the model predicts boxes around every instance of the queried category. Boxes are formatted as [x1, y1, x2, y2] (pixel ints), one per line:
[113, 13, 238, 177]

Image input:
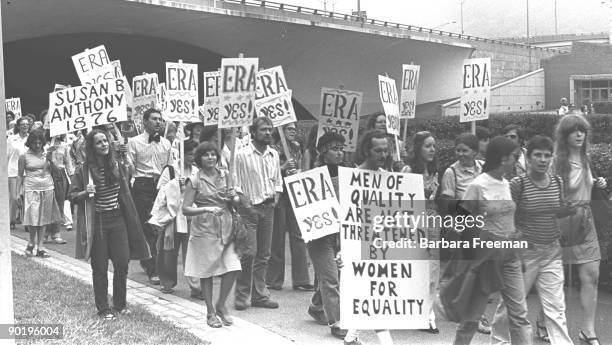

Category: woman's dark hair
[199, 125, 218, 143]
[409, 131, 437, 174]
[317, 132, 345, 165]
[25, 129, 45, 149]
[357, 129, 387, 163]
[6, 111, 15, 122]
[455, 132, 479, 152]
[366, 112, 386, 131]
[193, 141, 221, 168]
[86, 129, 120, 185]
[482, 136, 519, 173]
[526, 135, 554, 158]
[475, 126, 490, 141]
[14, 117, 29, 135]
[184, 139, 199, 153]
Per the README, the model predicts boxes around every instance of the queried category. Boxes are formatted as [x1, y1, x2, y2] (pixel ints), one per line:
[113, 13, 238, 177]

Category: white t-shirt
[461, 172, 517, 238]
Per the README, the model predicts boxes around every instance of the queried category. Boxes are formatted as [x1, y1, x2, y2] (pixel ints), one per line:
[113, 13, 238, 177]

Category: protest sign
[5, 98, 21, 119]
[284, 167, 341, 243]
[53, 84, 69, 92]
[71, 45, 113, 85]
[132, 73, 159, 119]
[460, 57, 491, 123]
[48, 78, 128, 137]
[200, 71, 220, 126]
[378, 75, 400, 136]
[316, 88, 362, 152]
[400, 65, 420, 119]
[254, 66, 296, 127]
[219, 57, 258, 128]
[165, 62, 199, 122]
[157, 82, 167, 112]
[338, 167, 431, 329]
[112, 60, 123, 78]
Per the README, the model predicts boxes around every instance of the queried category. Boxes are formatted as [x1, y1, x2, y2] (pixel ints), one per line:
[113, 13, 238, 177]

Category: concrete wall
[543, 42, 612, 110]
[442, 69, 545, 117]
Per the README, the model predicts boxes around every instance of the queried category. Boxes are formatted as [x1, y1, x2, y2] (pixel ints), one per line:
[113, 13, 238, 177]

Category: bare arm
[181, 180, 221, 216]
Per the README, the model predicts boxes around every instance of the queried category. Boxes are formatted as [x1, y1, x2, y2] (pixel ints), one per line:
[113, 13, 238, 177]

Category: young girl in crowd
[18, 129, 63, 257]
[69, 129, 150, 319]
[552, 114, 606, 345]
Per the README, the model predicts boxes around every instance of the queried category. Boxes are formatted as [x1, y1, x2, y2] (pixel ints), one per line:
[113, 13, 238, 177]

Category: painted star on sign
[224, 95, 231, 102]
[205, 99, 212, 106]
[236, 95, 243, 101]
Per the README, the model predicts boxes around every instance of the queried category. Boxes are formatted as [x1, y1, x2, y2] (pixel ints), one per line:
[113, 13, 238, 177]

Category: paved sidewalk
[10, 235, 293, 345]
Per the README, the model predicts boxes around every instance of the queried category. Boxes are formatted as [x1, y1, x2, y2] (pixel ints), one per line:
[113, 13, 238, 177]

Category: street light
[460, 0, 467, 34]
[432, 20, 457, 31]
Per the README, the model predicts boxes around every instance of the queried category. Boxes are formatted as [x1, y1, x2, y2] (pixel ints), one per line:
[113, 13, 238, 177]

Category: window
[579, 79, 612, 102]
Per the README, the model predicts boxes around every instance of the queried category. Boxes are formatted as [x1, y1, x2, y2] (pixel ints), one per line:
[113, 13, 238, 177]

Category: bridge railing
[218, 0, 563, 53]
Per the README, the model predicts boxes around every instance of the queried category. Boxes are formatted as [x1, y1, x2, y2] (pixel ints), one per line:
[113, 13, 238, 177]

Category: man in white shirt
[127, 108, 173, 285]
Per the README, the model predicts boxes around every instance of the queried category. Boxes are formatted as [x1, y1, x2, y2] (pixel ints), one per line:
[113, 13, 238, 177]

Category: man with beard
[127, 108, 172, 285]
[234, 117, 283, 311]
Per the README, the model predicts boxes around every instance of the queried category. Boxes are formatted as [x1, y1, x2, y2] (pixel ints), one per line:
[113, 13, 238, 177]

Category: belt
[95, 208, 122, 216]
[252, 198, 274, 207]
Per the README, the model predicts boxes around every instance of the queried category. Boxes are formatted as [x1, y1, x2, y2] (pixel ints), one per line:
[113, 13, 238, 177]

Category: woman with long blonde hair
[553, 113, 606, 345]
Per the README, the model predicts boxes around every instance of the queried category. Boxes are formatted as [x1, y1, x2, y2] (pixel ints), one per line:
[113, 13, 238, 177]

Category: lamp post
[460, 0, 467, 34]
[527, 0, 532, 71]
[432, 20, 457, 31]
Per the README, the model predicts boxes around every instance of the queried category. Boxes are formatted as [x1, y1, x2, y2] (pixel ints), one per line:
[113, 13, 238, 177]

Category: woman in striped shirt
[69, 129, 150, 320]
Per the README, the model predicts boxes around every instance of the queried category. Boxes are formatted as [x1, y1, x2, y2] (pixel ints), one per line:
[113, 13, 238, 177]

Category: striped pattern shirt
[127, 132, 172, 178]
[510, 173, 564, 244]
[94, 167, 120, 212]
[234, 141, 283, 205]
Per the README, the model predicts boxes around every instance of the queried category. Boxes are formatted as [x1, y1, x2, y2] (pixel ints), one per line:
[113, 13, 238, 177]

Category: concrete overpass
[501, 32, 610, 52]
[1, 0, 560, 119]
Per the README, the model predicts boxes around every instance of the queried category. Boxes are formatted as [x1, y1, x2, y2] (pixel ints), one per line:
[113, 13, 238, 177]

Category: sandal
[206, 313, 222, 328]
[536, 319, 550, 343]
[579, 331, 600, 345]
[24, 244, 34, 256]
[215, 306, 234, 326]
[36, 250, 50, 258]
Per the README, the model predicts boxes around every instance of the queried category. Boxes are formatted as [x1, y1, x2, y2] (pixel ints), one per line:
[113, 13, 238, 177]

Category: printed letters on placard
[316, 88, 362, 152]
[219, 58, 259, 128]
[460, 58, 491, 123]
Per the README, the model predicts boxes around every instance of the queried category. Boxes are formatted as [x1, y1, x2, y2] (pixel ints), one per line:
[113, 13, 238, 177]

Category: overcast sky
[281, 0, 609, 37]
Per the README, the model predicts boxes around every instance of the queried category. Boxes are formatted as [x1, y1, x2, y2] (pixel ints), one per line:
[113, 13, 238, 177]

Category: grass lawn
[12, 253, 208, 345]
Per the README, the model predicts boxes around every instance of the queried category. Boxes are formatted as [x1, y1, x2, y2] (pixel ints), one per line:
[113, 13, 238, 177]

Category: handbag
[229, 207, 256, 257]
[589, 164, 612, 245]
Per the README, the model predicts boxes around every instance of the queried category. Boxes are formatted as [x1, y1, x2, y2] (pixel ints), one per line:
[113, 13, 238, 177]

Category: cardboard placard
[219, 57, 259, 128]
[5, 98, 21, 119]
[316, 88, 362, 152]
[254, 66, 296, 127]
[112, 60, 123, 78]
[71, 45, 112, 85]
[48, 78, 128, 137]
[165, 62, 199, 122]
[284, 167, 341, 243]
[400, 65, 420, 120]
[378, 75, 400, 136]
[200, 71, 220, 126]
[132, 73, 159, 119]
[460, 58, 491, 123]
[338, 167, 431, 330]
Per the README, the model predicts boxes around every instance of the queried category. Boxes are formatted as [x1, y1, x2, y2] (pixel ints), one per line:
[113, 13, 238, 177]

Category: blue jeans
[90, 209, 129, 314]
[454, 245, 532, 345]
[307, 234, 340, 325]
[235, 204, 275, 303]
[491, 242, 572, 345]
[132, 177, 158, 278]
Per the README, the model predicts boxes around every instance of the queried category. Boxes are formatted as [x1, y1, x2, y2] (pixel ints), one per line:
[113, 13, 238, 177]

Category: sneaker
[344, 338, 364, 345]
[24, 244, 34, 256]
[149, 275, 160, 285]
[65, 226, 73, 232]
[36, 250, 50, 258]
[478, 317, 492, 334]
[52, 237, 67, 244]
